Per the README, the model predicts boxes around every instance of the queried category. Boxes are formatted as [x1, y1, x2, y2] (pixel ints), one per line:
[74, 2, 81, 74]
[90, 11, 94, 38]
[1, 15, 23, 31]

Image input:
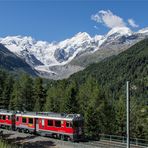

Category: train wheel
[17, 128, 20, 132]
[25, 129, 27, 133]
[53, 134, 57, 139]
[22, 129, 26, 133]
[60, 134, 65, 141]
[7, 126, 11, 130]
[67, 137, 71, 141]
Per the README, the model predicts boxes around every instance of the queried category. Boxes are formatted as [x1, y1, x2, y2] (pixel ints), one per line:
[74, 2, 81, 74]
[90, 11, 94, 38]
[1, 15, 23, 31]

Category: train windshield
[73, 120, 83, 128]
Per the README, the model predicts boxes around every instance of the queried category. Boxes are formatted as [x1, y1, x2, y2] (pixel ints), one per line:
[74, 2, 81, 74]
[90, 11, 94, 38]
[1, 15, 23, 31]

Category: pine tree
[115, 96, 126, 136]
[63, 81, 78, 113]
[45, 86, 58, 112]
[45, 80, 66, 113]
[9, 80, 22, 110]
[130, 97, 148, 139]
[19, 74, 33, 111]
[0, 70, 7, 108]
[101, 97, 116, 134]
[84, 83, 106, 138]
[33, 77, 45, 111]
[1, 75, 14, 109]
[77, 76, 104, 138]
[33, 97, 41, 112]
[85, 105, 101, 139]
[78, 76, 98, 115]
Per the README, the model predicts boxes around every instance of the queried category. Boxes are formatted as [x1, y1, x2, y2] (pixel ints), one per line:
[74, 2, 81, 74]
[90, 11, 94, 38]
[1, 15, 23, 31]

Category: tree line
[0, 70, 147, 140]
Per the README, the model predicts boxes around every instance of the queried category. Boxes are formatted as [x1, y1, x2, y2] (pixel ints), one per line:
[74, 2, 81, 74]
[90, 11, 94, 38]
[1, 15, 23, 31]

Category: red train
[0, 109, 83, 141]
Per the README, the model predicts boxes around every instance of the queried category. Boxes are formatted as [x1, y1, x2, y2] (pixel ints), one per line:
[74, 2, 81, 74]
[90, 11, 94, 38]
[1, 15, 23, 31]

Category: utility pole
[126, 81, 130, 148]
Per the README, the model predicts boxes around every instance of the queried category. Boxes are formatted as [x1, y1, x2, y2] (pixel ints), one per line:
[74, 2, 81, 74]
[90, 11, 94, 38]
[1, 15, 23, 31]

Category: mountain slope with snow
[0, 43, 37, 75]
[0, 27, 148, 79]
[106, 27, 132, 37]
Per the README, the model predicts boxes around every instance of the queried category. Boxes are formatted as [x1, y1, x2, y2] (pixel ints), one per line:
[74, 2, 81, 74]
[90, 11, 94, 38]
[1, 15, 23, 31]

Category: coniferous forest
[0, 39, 147, 140]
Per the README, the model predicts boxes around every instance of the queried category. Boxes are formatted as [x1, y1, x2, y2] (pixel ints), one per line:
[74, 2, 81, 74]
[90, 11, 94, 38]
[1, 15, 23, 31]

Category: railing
[99, 134, 148, 147]
[55, 134, 148, 148]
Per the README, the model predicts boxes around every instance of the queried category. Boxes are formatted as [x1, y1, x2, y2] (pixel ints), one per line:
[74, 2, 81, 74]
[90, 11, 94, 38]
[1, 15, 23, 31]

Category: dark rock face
[0, 44, 37, 76]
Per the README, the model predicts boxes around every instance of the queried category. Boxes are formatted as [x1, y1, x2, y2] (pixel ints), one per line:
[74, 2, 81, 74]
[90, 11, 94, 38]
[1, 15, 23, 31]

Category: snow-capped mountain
[0, 32, 94, 66]
[106, 27, 132, 38]
[138, 27, 148, 34]
[0, 36, 58, 67]
[0, 27, 148, 79]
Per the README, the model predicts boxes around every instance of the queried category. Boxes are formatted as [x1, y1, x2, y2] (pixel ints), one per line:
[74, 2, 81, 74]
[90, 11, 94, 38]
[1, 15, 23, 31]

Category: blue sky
[0, 0, 148, 42]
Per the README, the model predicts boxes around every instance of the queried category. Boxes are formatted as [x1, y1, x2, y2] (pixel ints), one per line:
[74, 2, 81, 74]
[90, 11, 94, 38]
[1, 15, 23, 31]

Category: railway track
[0, 129, 147, 148]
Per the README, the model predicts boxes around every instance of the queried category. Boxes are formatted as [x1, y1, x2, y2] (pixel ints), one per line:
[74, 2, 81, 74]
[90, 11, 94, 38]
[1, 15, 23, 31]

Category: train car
[15, 111, 83, 141]
[0, 110, 84, 141]
[15, 111, 36, 133]
[0, 109, 15, 130]
[35, 112, 84, 141]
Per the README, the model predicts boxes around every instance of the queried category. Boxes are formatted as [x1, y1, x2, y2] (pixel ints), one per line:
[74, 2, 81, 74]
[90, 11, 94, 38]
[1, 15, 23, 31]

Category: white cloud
[128, 19, 139, 28]
[91, 14, 101, 23]
[91, 10, 126, 29]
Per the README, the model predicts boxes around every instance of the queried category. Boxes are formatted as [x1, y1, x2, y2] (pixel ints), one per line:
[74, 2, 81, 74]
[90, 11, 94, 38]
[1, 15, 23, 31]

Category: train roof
[0, 109, 83, 121]
[16, 111, 83, 121]
[0, 109, 15, 115]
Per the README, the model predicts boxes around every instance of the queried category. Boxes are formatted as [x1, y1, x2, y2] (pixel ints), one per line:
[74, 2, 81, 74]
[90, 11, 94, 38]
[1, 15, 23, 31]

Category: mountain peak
[74, 32, 91, 41]
[138, 27, 148, 34]
[58, 32, 92, 49]
[93, 35, 104, 41]
[106, 27, 132, 37]
[0, 35, 35, 45]
[2, 35, 32, 40]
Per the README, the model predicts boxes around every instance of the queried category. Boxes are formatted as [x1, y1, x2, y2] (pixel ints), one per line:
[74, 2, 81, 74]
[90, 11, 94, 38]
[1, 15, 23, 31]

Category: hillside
[0, 44, 37, 76]
[70, 38, 148, 99]
[66, 39, 148, 139]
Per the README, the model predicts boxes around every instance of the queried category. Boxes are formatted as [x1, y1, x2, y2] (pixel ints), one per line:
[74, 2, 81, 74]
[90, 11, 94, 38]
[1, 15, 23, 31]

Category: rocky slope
[0, 44, 37, 76]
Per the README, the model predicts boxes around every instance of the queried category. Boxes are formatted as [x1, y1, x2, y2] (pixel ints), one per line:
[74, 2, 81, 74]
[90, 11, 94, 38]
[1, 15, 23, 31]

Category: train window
[42, 119, 45, 127]
[55, 120, 61, 127]
[73, 120, 83, 127]
[73, 121, 79, 127]
[2, 115, 6, 120]
[8, 116, 10, 120]
[47, 120, 53, 126]
[66, 121, 72, 128]
[22, 117, 27, 123]
[29, 118, 33, 124]
[16, 116, 19, 121]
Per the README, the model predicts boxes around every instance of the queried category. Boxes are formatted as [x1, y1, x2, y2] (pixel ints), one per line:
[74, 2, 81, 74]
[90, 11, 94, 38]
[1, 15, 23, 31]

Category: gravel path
[0, 129, 77, 148]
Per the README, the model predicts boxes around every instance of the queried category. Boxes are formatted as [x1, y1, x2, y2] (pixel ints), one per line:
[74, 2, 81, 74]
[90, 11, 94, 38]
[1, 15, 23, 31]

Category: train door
[11, 114, 16, 130]
[73, 120, 83, 136]
[35, 118, 39, 132]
